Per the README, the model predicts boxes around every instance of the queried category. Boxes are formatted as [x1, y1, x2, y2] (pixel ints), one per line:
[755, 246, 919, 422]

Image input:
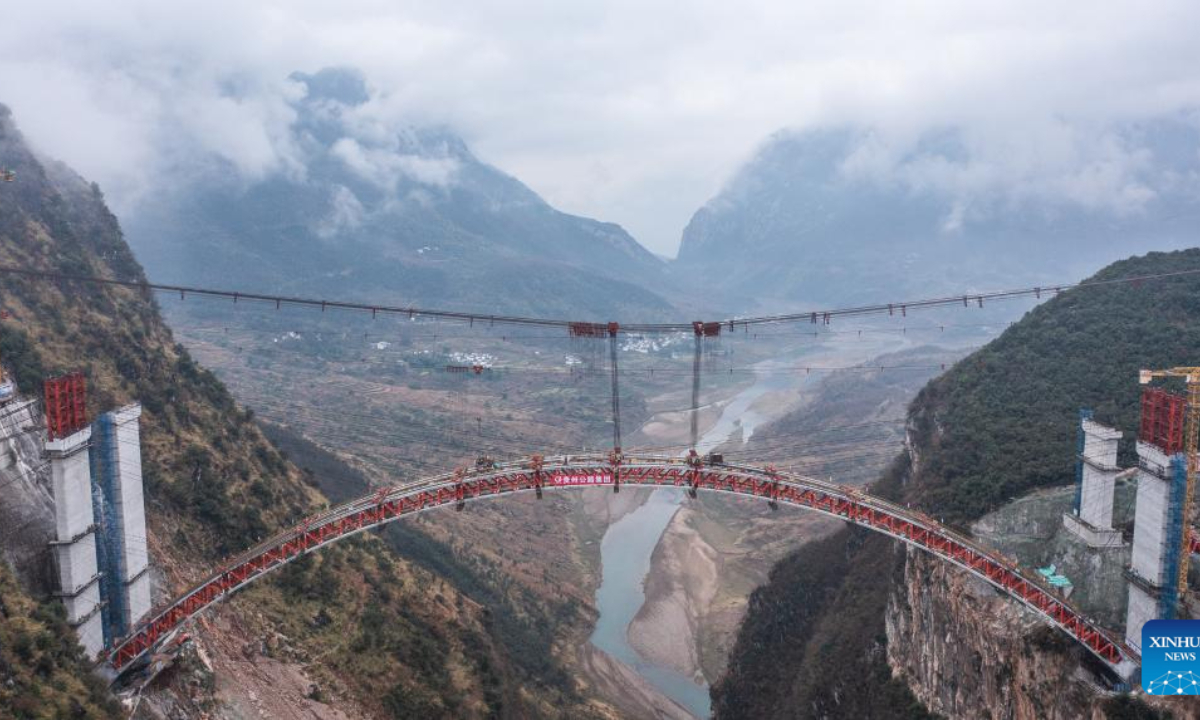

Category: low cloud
[837, 121, 1172, 227]
[330, 137, 459, 191]
[2, 1, 1200, 254]
[315, 184, 366, 239]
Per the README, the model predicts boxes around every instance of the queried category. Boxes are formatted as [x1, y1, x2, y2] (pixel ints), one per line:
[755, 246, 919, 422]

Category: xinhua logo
[1142, 620, 1200, 695]
[1145, 671, 1200, 695]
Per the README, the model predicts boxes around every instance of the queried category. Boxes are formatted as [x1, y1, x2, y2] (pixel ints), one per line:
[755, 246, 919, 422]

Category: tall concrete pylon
[1125, 441, 1187, 652]
[47, 425, 105, 659]
[1064, 415, 1125, 548]
[91, 403, 151, 643]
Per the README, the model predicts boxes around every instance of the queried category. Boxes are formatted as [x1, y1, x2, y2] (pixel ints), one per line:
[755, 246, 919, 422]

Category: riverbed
[589, 490, 710, 715]
[588, 332, 914, 717]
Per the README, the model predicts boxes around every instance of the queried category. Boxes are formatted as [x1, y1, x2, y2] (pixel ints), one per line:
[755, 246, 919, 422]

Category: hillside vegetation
[714, 248, 1200, 719]
[0, 563, 119, 719]
[0, 103, 612, 718]
[906, 250, 1200, 523]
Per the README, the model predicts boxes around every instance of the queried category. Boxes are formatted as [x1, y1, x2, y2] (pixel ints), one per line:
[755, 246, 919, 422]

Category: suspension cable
[3, 264, 1198, 334]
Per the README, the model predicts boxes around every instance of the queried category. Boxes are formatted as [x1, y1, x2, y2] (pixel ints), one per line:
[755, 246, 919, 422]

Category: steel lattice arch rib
[106, 455, 1138, 675]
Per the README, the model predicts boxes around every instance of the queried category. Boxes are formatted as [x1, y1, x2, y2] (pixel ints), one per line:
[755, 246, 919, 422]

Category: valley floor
[164, 309, 968, 719]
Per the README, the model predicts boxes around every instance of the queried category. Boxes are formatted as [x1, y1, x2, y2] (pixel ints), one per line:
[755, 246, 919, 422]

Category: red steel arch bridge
[105, 453, 1139, 678]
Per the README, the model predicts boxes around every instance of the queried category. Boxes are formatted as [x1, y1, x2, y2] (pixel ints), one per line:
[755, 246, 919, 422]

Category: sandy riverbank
[628, 500, 844, 684]
[575, 643, 696, 720]
[626, 504, 717, 681]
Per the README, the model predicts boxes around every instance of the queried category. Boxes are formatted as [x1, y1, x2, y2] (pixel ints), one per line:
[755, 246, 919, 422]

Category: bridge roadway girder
[105, 455, 1136, 675]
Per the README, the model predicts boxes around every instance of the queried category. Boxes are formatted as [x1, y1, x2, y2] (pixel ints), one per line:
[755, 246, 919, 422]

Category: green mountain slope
[0, 103, 612, 718]
[906, 250, 1200, 523]
[0, 563, 119, 719]
[713, 248, 1200, 719]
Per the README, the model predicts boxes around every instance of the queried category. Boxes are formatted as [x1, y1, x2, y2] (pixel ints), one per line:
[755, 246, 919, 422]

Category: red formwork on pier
[43, 372, 87, 440]
[105, 455, 1132, 674]
[1140, 387, 1186, 454]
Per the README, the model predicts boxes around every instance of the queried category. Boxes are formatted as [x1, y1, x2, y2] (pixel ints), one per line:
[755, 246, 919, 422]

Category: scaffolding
[1157, 455, 1188, 619]
[1139, 368, 1200, 606]
[1140, 387, 1186, 455]
[89, 412, 127, 646]
[44, 372, 87, 439]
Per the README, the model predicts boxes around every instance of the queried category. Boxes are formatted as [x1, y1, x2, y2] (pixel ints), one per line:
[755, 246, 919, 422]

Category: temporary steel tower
[1140, 367, 1200, 599]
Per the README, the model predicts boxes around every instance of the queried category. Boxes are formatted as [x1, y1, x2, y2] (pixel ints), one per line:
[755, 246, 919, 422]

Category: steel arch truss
[106, 455, 1135, 674]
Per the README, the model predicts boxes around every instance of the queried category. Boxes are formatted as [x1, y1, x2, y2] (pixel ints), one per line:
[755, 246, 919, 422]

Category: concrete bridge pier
[1124, 441, 1186, 653]
[91, 403, 151, 641]
[47, 425, 105, 659]
[1064, 417, 1125, 548]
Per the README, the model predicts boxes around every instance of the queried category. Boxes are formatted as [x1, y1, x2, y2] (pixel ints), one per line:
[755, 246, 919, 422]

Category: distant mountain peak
[122, 69, 673, 318]
[675, 121, 1200, 308]
[289, 67, 370, 107]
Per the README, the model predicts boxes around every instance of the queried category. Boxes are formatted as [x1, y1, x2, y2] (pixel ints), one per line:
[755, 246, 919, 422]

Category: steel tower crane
[1140, 367, 1200, 600]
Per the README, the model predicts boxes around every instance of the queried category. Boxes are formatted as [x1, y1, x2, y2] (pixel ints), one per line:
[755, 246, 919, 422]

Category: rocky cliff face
[0, 397, 55, 589]
[886, 549, 1116, 720]
[971, 484, 1134, 629]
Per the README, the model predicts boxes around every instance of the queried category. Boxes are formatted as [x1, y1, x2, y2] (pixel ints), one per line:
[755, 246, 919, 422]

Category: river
[587, 333, 913, 718]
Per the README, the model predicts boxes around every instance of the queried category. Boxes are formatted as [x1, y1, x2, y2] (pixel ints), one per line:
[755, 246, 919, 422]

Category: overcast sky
[2, 1, 1199, 256]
